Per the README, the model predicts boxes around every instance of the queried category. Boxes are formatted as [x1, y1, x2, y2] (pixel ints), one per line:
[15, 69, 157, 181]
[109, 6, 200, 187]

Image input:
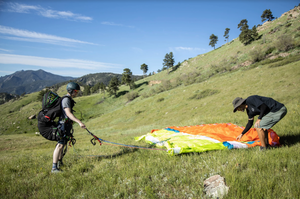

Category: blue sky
[0, 0, 298, 77]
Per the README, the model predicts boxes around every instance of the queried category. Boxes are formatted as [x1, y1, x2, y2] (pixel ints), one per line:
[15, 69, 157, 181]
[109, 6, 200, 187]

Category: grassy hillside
[1, 6, 300, 199]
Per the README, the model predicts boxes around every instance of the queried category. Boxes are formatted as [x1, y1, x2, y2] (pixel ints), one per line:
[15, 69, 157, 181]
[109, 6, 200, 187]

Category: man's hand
[236, 134, 243, 141]
[79, 122, 86, 129]
[254, 119, 261, 128]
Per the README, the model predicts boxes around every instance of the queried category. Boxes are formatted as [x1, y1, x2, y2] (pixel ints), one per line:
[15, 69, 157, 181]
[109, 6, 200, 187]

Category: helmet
[66, 82, 80, 94]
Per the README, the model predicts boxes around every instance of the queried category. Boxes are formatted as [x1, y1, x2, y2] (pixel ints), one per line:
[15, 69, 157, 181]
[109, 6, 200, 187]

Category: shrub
[275, 34, 294, 52]
[249, 48, 265, 63]
[189, 89, 219, 100]
[157, 98, 164, 102]
[269, 53, 300, 68]
[125, 91, 139, 101]
[135, 110, 143, 115]
[173, 77, 182, 87]
[295, 33, 300, 38]
[265, 46, 276, 55]
[141, 89, 155, 98]
[285, 23, 292, 27]
[161, 80, 172, 91]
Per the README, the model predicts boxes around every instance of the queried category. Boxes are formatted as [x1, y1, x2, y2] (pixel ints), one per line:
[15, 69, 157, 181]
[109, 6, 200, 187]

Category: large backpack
[38, 91, 72, 123]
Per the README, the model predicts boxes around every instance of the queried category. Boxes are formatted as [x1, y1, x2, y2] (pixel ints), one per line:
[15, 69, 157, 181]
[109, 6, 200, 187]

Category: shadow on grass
[135, 81, 148, 89]
[93, 147, 139, 159]
[279, 133, 300, 146]
[88, 143, 162, 160]
[116, 90, 129, 97]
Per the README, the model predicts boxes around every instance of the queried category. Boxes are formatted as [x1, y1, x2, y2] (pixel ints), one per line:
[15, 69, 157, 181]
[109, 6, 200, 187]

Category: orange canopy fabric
[165, 123, 280, 147]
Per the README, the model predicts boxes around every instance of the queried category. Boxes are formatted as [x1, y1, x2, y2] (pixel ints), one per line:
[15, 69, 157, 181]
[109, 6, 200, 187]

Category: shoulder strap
[60, 95, 76, 119]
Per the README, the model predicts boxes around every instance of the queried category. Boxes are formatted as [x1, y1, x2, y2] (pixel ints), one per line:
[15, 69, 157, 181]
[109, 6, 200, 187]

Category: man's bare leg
[256, 128, 267, 147]
[53, 143, 63, 164]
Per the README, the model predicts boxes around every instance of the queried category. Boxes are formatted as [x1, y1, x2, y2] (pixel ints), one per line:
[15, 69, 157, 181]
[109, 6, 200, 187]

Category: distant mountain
[75, 72, 143, 86]
[0, 69, 74, 95]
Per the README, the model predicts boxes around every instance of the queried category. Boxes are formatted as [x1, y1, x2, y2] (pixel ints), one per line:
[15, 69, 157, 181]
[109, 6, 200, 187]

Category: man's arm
[236, 118, 254, 140]
[64, 107, 86, 129]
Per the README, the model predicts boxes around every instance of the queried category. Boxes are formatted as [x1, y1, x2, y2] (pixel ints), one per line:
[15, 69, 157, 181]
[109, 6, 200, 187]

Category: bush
[161, 80, 172, 91]
[157, 98, 164, 102]
[125, 91, 139, 101]
[189, 89, 219, 100]
[269, 53, 300, 68]
[265, 46, 276, 55]
[141, 89, 156, 98]
[249, 48, 265, 63]
[173, 77, 182, 87]
[285, 23, 292, 27]
[295, 33, 300, 38]
[275, 34, 294, 52]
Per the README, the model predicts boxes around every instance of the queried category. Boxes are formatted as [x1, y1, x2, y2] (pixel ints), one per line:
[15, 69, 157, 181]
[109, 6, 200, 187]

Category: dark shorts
[257, 106, 287, 129]
[38, 122, 72, 143]
[57, 123, 73, 144]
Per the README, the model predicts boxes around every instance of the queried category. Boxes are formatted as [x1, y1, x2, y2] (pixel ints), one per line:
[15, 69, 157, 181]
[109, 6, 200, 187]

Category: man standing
[38, 82, 86, 173]
[232, 95, 287, 150]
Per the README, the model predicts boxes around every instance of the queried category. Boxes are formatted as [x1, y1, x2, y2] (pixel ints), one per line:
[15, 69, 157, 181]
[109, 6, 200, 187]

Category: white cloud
[5, 2, 92, 22]
[0, 54, 122, 71]
[0, 48, 13, 53]
[174, 47, 205, 51]
[101, 21, 134, 28]
[0, 70, 14, 75]
[0, 25, 97, 46]
[132, 47, 143, 53]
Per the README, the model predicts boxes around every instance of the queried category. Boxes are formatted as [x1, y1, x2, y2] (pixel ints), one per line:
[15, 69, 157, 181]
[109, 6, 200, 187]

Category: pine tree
[238, 19, 257, 45]
[91, 83, 100, 93]
[121, 68, 132, 86]
[83, 85, 91, 96]
[224, 28, 230, 43]
[107, 76, 120, 97]
[238, 19, 249, 31]
[140, 63, 148, 77]
[162, 52, 175, 71]
[209, 34, 218, 49]
[251, 25, 258, 40]
[261, 9, 274, 22]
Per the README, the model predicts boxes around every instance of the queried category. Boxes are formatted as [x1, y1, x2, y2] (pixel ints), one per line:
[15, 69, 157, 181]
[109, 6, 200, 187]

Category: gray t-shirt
[60, 95, 72, 122]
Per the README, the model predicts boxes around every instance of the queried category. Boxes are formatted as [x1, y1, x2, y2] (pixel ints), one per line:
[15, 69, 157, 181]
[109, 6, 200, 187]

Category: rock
[35, 132, 40, 135]
[28, 115, 36, 119]
[204, 175, 229, 198]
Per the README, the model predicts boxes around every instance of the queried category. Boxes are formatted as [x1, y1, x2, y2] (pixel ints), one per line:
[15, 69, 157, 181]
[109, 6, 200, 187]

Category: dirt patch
[149, 80, 162, 86]
[281, 6, 300, 18]
[257, 21, 272, 32]
[232, 61, 252, 70]
[269, 52, 290, 60]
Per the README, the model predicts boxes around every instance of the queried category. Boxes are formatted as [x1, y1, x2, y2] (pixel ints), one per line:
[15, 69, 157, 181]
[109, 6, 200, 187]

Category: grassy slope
[1, 6, 300, 199]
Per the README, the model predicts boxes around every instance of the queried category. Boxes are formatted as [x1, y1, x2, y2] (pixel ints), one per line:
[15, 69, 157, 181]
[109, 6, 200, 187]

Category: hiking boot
[260, 146, 267, 151]
[51, 168, 63, 173]
[58, 160, 64, 169]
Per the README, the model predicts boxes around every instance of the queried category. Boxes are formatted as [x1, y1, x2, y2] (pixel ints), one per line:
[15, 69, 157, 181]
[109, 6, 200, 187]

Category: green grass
[1, 7, 300, 198]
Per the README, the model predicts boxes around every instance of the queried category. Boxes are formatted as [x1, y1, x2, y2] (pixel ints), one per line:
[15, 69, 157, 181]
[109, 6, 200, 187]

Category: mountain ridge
[0, 69, 74, 95]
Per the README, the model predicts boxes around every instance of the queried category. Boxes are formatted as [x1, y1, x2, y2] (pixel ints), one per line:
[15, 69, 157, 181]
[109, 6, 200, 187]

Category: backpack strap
[60, 95, 75, 123]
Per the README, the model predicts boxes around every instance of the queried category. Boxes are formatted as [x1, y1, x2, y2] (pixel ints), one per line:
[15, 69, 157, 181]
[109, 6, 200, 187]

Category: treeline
[208, 8, 298, 48]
